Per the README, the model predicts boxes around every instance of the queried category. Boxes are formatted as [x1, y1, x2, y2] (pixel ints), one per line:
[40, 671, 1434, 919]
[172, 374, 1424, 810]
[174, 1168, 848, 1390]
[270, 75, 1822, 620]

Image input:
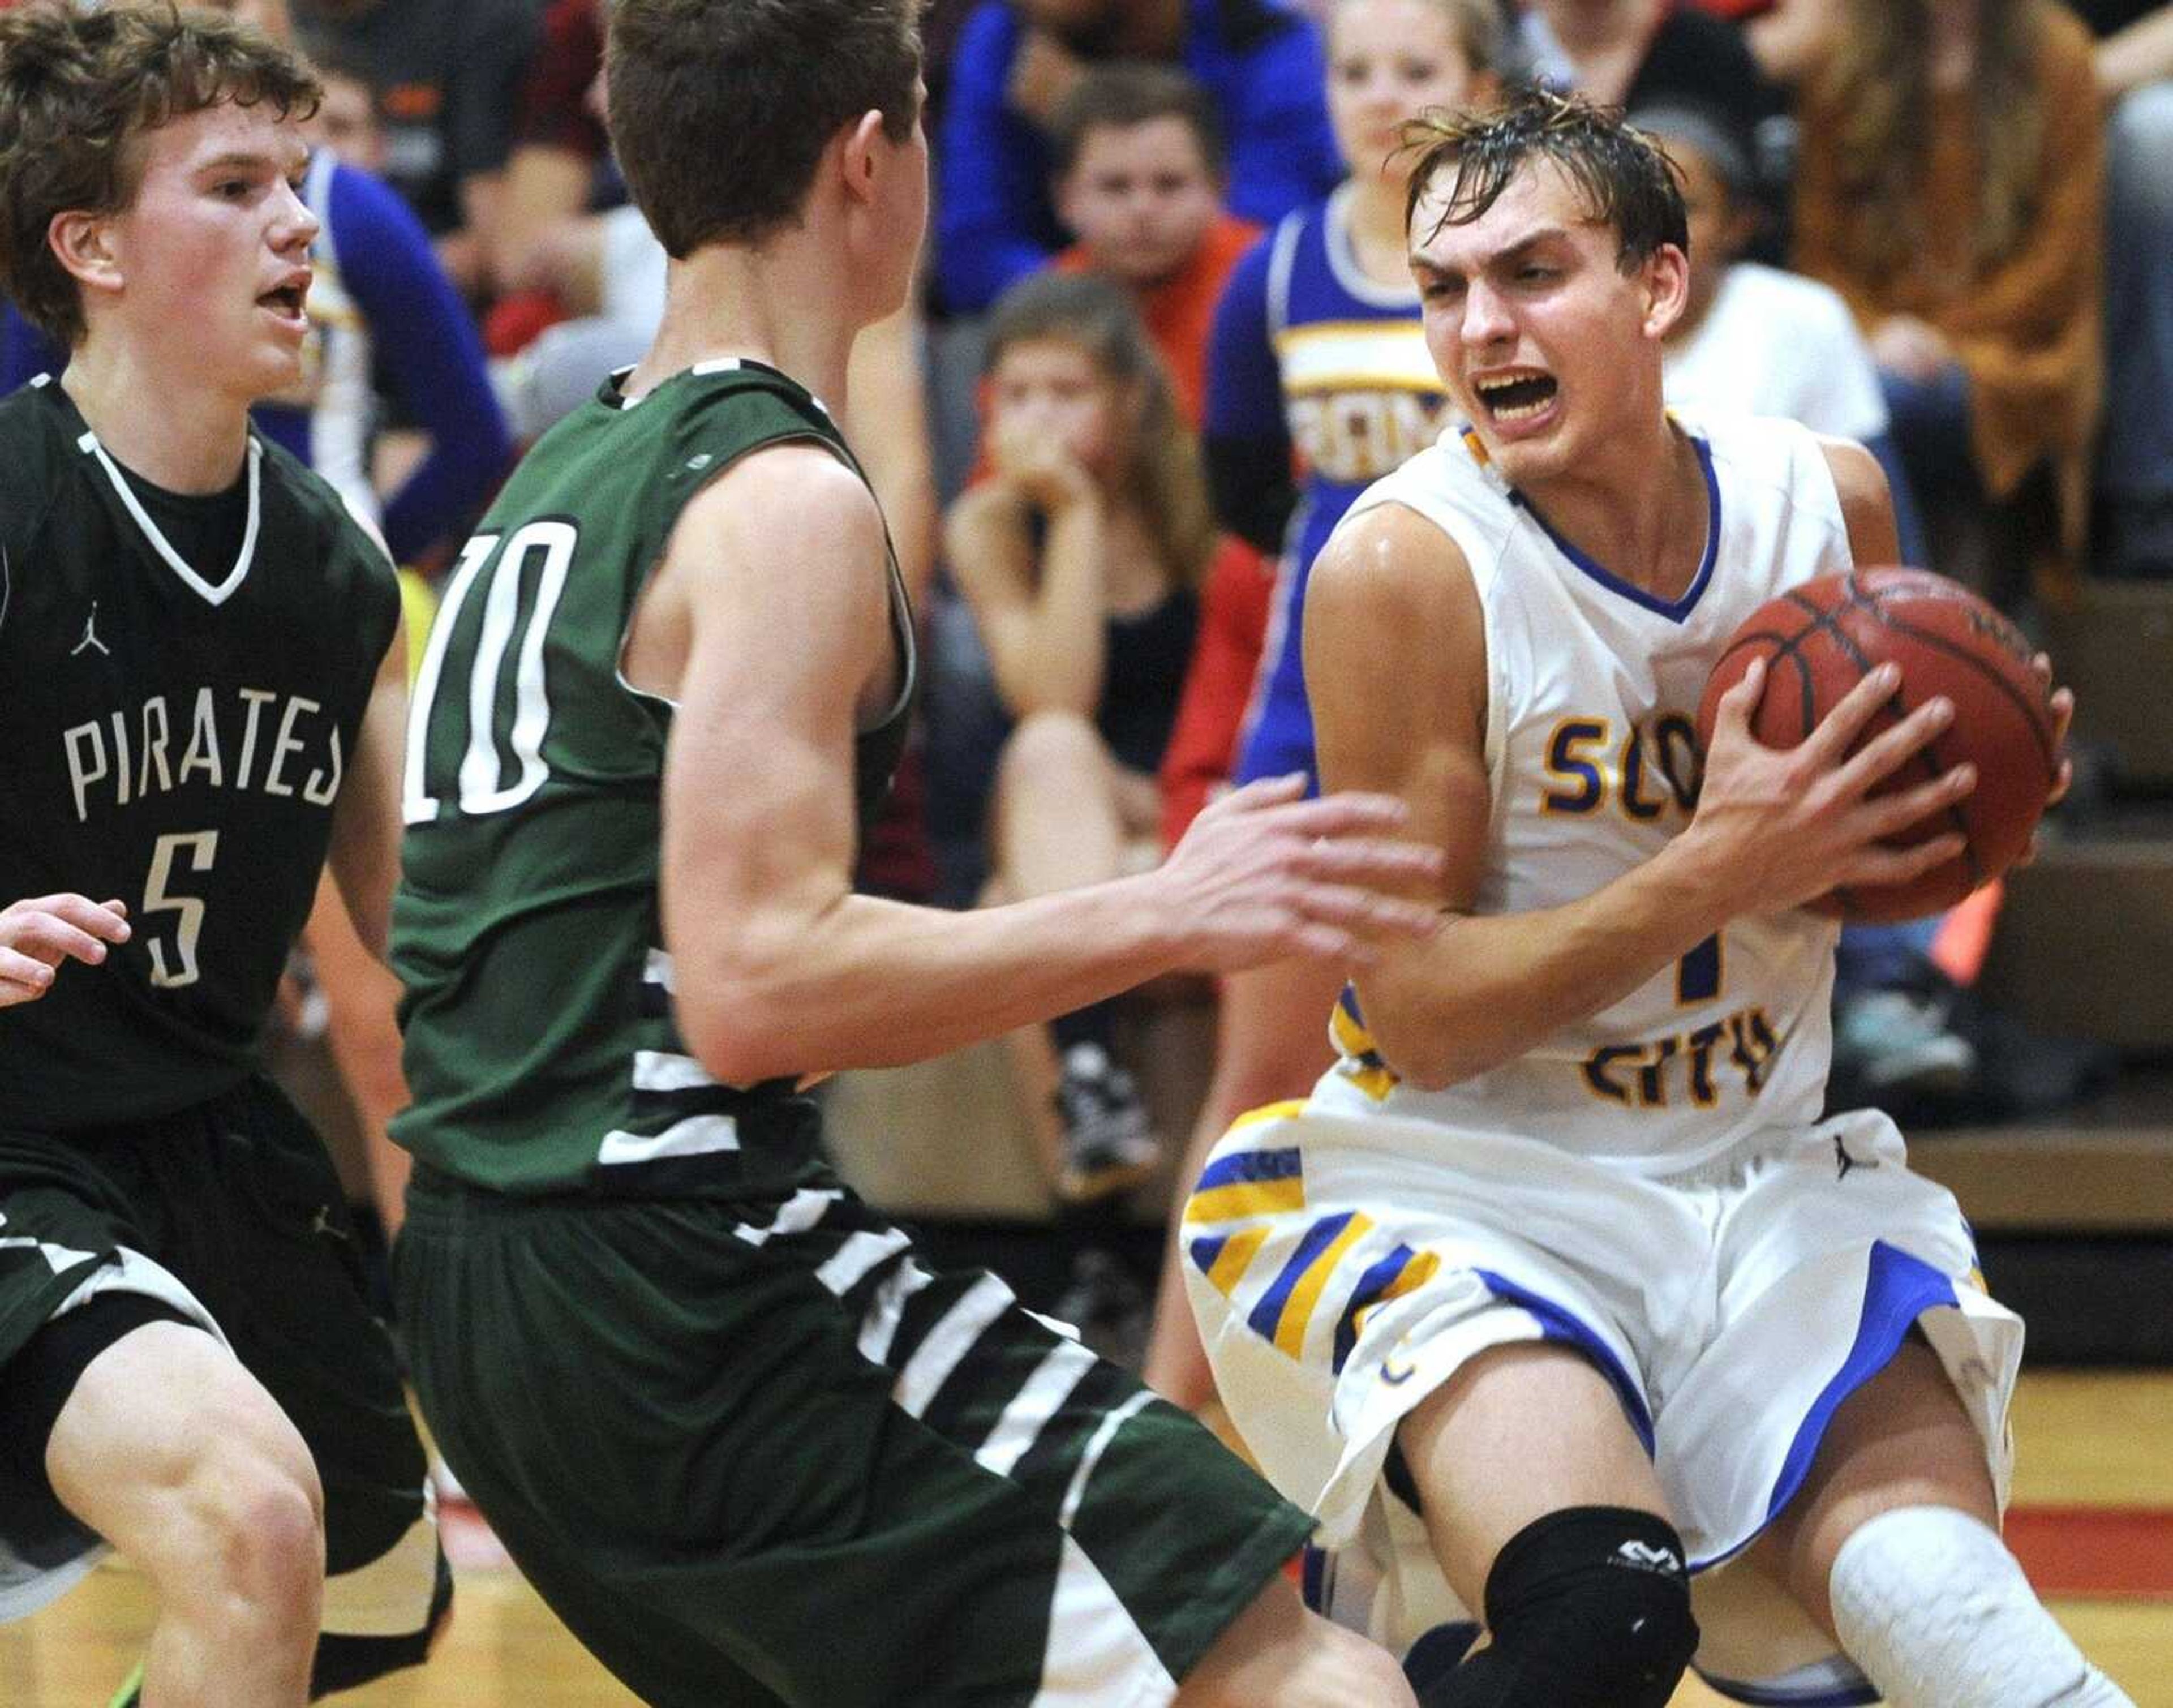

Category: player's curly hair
[1399, 84, 1689, 272]
[0, 2, 320, 348]
[607, 0, 922, 258]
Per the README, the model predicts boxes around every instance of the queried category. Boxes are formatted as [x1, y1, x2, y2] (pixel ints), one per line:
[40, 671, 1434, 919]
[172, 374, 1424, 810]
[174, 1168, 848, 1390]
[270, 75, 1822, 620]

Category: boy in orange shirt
[1050, 63, 1260, 426]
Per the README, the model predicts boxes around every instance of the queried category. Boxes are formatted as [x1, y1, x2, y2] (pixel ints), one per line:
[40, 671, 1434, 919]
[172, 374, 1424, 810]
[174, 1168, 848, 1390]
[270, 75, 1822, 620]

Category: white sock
[1829, 1506, 2135, 1707]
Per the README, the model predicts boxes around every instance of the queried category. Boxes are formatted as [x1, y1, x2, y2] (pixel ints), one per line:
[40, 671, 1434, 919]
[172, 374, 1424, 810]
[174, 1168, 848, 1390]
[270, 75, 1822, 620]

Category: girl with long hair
[944, 271, 1219, 1207]
[1793, 0, 2104, 587]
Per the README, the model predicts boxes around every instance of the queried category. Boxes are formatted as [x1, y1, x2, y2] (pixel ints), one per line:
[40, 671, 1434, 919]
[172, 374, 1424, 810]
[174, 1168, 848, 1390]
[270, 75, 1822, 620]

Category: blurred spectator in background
[1520, 0, 1785, 181]
[1, 0, 509, 573]
[944, 273, 1215, 1206]
[1141, 0, 1500, 1408]
[2088, 2, 2173, 578]
[1158, 534, 1278, 856]
[311, 46, 387, 175]
[1049, 63, 1262, 423]
[488, 0, 636, 355]
[1638, 99, 1924, 559]
[1792, 0, 2104, 603]
[292, 0, 540, 300]
[499, 0, 617, 281]
[936, 0, 1343, 314]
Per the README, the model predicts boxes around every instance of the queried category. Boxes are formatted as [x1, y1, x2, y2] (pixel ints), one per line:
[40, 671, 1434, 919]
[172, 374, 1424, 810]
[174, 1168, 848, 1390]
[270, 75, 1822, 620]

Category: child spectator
[1792, 0, 2105, 596]
[1049, 63, 1262, 423]
[1637, 99, 1924, 557]
[936, 0, 1343, 313]
[944, 273, 1216, 1204]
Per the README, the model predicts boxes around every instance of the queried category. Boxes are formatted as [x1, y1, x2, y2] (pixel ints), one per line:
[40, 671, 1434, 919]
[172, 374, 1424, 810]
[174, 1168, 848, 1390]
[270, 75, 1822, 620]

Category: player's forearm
[1363, 835, 1741, 1088]
[674, 875, 1187, 1083]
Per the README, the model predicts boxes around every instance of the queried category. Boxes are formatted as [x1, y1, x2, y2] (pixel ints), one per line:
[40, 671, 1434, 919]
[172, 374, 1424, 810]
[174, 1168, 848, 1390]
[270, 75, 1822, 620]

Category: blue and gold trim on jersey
[1329, 985, 1398, 1100]
[1188, 1192, 1445, 1372]
[1185, 1144, 1305, 1224]
[1270, 320, 1441, 394]
[1245, 1209, 1375, 1356]
[1189, 1225, 1272, 1299]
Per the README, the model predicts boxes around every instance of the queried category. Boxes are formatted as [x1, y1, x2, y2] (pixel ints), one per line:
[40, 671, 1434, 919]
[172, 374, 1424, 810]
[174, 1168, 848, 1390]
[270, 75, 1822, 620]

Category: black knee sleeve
[309, 1546, 453, 1698]
[1419, 1507, 1699, 1708]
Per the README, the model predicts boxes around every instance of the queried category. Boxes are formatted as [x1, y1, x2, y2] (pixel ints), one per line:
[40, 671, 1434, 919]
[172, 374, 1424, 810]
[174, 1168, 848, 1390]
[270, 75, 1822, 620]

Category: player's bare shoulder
[1309, 499, 1484, 684]
[1318, 498, 1476, 611]
[630, 436, 892, 705]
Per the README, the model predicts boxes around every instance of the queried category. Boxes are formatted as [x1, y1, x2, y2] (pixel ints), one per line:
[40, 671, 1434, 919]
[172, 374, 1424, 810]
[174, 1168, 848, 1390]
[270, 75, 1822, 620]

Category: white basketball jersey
[1315, 412, 1851, 1172]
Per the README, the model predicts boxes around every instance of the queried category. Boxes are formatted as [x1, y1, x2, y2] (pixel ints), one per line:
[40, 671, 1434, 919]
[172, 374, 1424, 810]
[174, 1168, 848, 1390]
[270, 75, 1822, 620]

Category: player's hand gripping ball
[1695, 567, 2063, 923]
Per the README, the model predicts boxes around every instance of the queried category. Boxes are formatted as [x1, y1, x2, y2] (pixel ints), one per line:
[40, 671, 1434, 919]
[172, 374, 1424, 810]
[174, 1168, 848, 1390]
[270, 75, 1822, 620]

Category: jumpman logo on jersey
[1834, 1134, 1878, 1181]
[71, 601, 109, 658]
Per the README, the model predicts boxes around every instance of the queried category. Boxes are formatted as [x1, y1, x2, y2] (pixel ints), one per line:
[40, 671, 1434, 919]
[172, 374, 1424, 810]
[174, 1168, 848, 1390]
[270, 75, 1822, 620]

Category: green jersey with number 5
[0, 376, 400, 1130]
[392, 359, 914, 1198]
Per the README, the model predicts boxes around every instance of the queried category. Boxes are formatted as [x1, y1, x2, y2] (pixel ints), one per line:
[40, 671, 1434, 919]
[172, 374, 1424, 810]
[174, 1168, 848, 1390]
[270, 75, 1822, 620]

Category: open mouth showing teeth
[1475, 374, 1557, 420]
[259, 286, 305, 315]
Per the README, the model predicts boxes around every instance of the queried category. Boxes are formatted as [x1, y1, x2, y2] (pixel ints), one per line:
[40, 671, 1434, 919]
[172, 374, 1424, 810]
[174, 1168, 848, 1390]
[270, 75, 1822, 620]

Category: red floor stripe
[2008, 1505, 2173, 1599]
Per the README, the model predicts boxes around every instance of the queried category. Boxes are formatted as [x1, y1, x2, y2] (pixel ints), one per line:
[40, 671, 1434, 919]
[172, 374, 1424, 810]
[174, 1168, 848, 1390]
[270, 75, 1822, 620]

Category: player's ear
[838, 109, 889, 207]
[1641, 242, 1690, 340]
[47, 209, 124, 301]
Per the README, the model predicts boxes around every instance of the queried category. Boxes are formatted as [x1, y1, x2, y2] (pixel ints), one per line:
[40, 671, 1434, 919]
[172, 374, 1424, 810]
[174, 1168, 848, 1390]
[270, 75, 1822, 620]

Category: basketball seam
[1856, 594, 2058, 776]
[1798, 585, 1983, 895]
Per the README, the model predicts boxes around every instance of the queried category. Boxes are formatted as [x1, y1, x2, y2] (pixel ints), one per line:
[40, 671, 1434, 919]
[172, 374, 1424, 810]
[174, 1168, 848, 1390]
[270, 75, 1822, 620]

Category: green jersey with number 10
[392, 359, 915, 1199]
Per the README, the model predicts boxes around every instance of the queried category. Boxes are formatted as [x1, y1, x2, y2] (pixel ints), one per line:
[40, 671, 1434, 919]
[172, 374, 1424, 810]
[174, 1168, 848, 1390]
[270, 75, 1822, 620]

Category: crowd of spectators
[2, 0, 2164, 1345]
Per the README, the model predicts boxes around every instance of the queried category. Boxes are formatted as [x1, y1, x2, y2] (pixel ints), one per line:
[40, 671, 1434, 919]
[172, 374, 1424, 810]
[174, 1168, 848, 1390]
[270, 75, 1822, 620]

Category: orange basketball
[1694, 567, 2061, 924]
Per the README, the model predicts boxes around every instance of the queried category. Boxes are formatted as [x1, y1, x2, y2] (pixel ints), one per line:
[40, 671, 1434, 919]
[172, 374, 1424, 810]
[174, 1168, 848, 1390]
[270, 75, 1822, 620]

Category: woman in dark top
[944, 273, 1211, 1205]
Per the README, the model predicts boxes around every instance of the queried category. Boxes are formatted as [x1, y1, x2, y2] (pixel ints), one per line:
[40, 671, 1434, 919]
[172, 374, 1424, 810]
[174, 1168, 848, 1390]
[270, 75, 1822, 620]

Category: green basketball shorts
[396, 1166, 1313, 1707]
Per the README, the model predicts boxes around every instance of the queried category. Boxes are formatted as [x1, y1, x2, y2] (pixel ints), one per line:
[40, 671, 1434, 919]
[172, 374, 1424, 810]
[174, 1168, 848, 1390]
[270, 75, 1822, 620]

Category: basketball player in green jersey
[0, 8, 446, 1705]
[390, 3, 1438, 1703]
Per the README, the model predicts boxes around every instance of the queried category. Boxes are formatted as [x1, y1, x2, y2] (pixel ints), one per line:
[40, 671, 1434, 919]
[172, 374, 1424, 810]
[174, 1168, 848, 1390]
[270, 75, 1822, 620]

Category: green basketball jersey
[393, 359, 915, 1197]
[0, 376, 400, 1129]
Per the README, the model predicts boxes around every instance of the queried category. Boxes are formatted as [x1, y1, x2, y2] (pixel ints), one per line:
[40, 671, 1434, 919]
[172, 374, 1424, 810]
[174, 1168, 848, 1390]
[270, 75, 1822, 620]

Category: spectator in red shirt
[1047, 63, 1262, 424]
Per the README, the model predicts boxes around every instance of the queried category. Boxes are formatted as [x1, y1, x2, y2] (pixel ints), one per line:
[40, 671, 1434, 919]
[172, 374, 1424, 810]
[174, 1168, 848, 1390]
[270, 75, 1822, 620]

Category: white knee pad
[1829, 1506, 2134, 1708]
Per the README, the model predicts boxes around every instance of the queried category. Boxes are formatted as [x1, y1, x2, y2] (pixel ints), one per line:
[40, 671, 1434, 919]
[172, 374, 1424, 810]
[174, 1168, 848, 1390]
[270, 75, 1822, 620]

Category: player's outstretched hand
[0, 894, 129, 1008]
[1153, 774, 1445, 973]
[1690, 658, 1975, 913]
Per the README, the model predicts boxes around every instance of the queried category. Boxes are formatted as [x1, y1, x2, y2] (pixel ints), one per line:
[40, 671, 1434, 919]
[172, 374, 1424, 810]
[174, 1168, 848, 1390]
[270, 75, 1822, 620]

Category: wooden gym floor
[5, 1369, 2168, 1705]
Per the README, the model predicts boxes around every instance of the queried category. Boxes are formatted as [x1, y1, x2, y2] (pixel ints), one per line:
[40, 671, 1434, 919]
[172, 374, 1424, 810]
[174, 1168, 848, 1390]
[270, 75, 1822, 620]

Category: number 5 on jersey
[144, 829, 218, 988]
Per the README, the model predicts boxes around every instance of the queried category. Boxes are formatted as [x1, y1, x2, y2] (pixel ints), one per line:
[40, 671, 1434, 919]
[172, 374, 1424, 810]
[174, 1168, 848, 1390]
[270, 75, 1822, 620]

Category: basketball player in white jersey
[1183, 89, 2128, 1708]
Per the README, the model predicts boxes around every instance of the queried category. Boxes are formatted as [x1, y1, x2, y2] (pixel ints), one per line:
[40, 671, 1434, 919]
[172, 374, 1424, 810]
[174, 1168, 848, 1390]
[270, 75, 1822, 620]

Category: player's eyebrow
[194, 145, 307, 178]
[1411, 225, 1576, 280]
